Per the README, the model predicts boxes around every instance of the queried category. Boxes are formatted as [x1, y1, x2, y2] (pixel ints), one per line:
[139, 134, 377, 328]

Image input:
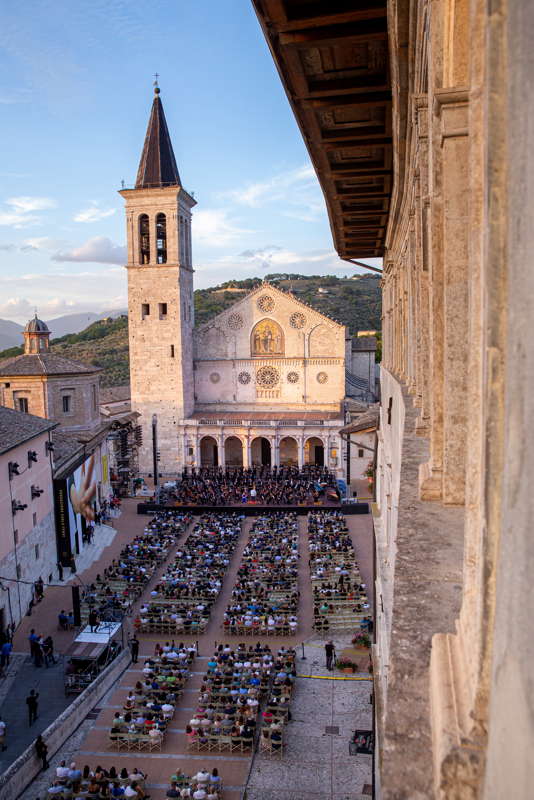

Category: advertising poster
[67, 453, 100, 554]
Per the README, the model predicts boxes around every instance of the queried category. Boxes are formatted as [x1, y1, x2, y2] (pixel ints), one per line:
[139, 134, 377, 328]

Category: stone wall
[0, 650, 130, 800]
[376, 0, 534, 796]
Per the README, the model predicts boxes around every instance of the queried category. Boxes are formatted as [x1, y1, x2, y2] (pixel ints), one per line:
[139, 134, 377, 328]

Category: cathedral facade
[122, 88, 346, 479]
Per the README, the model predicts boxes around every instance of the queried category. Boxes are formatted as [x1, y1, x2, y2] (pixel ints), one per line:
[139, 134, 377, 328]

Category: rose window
[238, 371, 251, 385]
[257, 294, 275, 313]
[289, 311, 306, 329]
[227, 312, 243, 330]
[287, 371, 299, 383]
[316, 371, 328, 384]
[256, 365, 280, 388]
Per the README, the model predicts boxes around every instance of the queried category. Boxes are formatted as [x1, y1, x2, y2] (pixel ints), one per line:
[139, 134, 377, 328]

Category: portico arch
[305, 436, 324, 466]
[200, 435, 218, 467]
[279, 436, 298, 466]
[224, 436, 243, 467]
[251, 436, 271, 466]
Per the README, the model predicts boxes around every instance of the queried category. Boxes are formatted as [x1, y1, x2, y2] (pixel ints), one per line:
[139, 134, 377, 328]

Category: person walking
[26, 689, 39, 725]
[1, 639, 12, 669]
[128, 635, 140, 664]
[88, 609, 98, 633]
[325, 640, 336, 671]
[35, 734, 49, 770]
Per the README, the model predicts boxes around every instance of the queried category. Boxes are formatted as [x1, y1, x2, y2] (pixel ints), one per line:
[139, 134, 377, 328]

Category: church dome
[25, 315, 49, 333]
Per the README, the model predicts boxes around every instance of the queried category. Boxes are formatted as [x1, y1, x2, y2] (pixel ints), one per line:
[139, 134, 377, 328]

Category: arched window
[139, 214, 150, 264]
[156, 213, 167, 264]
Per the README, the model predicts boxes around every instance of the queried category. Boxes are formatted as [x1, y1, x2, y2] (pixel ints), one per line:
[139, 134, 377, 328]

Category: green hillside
[0, 274, 381, 387]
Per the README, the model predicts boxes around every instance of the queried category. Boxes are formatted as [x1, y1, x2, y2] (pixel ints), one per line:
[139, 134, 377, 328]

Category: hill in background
[0, 274, 381, 387]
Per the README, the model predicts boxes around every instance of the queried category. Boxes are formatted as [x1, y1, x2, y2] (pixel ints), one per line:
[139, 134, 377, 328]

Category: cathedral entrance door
[251, 436, 271, 466]
[305, 437, 325, 467]
[200, 435, 218, 467]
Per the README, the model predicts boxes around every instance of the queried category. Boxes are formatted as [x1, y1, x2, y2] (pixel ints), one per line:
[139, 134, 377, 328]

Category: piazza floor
[12, 499, 374, 800]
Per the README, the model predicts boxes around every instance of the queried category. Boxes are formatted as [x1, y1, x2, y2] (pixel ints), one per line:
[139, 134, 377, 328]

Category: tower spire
[135, 83, 181, 189]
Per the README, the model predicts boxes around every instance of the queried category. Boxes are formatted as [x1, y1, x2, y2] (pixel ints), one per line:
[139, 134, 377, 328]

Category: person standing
[129, 635, 139, 664]
[88, 609, 98, 633]
[1, 639, 12, 669]
[26, 689, 39, 725]
[35, 734, 48, 769]
[325, 640, 336, 671]
[0, 716, 6, 751]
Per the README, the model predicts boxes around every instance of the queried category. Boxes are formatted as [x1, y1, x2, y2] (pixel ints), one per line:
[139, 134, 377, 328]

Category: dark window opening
[156, 212, 167, 263]
[358, 448, 364, 458]
[159, 302, 168, 319]
[142, 303, 150, 319]
[62, 395, 71, 413]
[18, 397, 29, 413]
[170, 344, 175, 358]
[139, 214, 150, 264]
[387, 396, 393, 425]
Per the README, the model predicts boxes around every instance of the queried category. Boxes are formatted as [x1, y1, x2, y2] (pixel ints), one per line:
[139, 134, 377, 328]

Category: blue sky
[0, 0, 380, 323]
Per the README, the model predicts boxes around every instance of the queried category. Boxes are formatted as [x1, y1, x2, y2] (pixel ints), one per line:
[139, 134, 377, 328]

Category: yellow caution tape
[297, 674, 372, 681]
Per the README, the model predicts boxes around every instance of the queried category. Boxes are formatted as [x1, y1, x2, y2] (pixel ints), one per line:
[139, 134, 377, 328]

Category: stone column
[298, 438, 305, 469]
[218, 430, 225, 468]
[194, 431, 200, 470]
[244, 436, 251, 469]
[436, 88, 469, 505]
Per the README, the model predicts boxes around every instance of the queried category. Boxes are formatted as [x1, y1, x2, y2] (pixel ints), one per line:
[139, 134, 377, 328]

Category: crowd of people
[223, 514, 299, 635]
[43, 763, 150, 799]
[159, 466, 340, 506]
[166, 768, 222, 799]
[134, 514, 243, 636]
[80, 514, 190, 625]
[308, 510, 369, 630]
[109, 642, 196, 750]
[185, 642, 295, 758]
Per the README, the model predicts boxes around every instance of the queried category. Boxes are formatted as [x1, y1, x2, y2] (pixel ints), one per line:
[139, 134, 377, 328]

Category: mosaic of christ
[251, 319, 284, 355]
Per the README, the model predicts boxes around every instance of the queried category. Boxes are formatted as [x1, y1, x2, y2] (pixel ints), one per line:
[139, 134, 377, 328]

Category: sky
[0, 0, 381, 324]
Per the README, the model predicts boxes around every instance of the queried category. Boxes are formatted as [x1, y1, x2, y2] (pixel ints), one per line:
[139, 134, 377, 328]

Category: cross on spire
[153, 72, 159, 87]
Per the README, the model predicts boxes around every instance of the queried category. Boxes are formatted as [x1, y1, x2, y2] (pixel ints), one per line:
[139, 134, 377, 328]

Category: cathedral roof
[135, 88, 181, 189]
[0, 352, 100, 377]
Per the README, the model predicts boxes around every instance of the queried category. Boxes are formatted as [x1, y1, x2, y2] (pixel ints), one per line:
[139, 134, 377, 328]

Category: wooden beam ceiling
[252, 0, 392, 259]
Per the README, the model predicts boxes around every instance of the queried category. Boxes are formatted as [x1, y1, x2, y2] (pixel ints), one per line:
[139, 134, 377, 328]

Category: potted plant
[352, 632, 371, 649]
[335, 658, 358, 674]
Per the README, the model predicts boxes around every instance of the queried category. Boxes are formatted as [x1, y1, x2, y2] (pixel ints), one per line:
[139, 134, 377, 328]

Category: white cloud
[192, 209, 253, 246]
[0, 196, 56, 228]
[223, 164, 325, 222]
[52, 236, 126, 265]
[6, 196, 56, 213]
[21, 236, 68, 252]
[234, 245, 340, 272]
[74, 206, 117, 223]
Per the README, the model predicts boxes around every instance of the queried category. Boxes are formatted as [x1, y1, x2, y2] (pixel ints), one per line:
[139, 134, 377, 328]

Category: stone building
[0, 315, 101, 435]
[0, 316, 112, 568]
[0, 406, 57, 629]
[254, 1, 534, 797]
[121, 89, 347, 479]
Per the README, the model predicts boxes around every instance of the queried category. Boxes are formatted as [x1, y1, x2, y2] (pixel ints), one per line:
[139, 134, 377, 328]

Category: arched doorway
[200, 435, 218, 467]
[224, 436, 243, 467]
[251, 436, 271, 466]
[279, 436, 298, 466]
[305, 436, 324, 467]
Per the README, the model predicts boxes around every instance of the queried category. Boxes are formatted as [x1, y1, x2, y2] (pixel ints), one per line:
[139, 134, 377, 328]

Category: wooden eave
[252, 0, 392, 258]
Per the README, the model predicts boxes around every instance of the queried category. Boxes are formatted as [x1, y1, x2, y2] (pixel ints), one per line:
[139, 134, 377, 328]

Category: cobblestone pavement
[7, 500, 374, 800]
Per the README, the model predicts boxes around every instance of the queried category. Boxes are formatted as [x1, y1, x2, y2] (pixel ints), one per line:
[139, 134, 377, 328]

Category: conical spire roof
[135, 87, 181, 189]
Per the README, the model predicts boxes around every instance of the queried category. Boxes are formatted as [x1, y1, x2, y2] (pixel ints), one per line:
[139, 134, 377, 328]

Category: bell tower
[120, 85, 196, 477]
